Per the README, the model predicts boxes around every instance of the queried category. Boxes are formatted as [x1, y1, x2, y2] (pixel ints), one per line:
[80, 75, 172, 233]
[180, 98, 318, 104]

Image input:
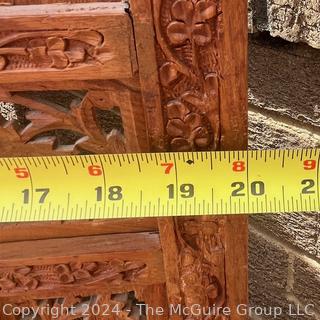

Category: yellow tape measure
[0, 149, 319, 222]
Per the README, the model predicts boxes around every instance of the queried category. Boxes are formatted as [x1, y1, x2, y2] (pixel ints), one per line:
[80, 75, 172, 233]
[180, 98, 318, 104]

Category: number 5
[14, 168, 29, 179]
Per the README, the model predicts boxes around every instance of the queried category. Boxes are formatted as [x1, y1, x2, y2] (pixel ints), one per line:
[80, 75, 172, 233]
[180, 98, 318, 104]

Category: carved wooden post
[133, 0, 248, 318]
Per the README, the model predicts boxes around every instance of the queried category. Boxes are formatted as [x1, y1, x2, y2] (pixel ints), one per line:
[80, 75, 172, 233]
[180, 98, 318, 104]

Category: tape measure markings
[0, 149, 319, 222]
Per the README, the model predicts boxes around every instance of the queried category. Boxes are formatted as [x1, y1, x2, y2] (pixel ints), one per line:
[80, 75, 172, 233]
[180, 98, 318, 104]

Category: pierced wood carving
[6, 291, 145, 319]
[0, 91, 126, 155]
[0, 260, 147, 294]
[153, 0, 222, 151]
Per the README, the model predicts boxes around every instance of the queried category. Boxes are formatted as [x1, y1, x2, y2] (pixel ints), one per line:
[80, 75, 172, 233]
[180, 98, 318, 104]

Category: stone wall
[249, 0, 320, 48]
[248, 27, 320, 320]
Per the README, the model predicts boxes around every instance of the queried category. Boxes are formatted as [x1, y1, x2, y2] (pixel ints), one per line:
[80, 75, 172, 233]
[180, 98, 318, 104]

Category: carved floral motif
[154, 1, 227, 317]
[166, 94, 211, 150]
[0, 30, 107, 71]
[154, 0, 222, 151]
[167, 0, 217, 46]
[0, 260, 147, 293]
[175, 217, 228, 319]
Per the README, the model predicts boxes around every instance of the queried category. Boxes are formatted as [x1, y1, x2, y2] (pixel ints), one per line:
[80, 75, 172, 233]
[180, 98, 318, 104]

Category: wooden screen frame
[0, 0, 248, 318]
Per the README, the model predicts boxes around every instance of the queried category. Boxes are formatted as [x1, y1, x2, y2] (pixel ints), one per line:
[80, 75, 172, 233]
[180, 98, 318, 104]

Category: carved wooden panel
[0, 233, 165, 300]
[0, 89, 148, 156]
[154, 0, 222, 151]
[0, 260, 147, 294]
[0, 2, 137, 83]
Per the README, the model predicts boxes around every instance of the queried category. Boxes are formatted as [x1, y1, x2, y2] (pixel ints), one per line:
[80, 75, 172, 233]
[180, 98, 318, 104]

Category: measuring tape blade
[0, 149, 319, 222]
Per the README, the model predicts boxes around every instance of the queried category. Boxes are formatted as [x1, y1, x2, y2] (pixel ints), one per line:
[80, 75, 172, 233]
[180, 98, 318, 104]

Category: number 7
[36, 188, 50, 203]
[161, 163, 174, 174]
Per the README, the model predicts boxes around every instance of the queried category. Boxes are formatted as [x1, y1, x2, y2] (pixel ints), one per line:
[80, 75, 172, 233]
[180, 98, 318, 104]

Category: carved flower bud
[19, 277, 38, 290]
[83, 262, 98, 273]
[0, 56, 6, 71]
[58, 273, 75, 284]
[160, 62, 180, 87]
[0, 277, 16, 290]
[15, 267, 32, 275]
[54, 264, 70, 274]
[72, 269, 91, 280]
[206, 283, 219, 301]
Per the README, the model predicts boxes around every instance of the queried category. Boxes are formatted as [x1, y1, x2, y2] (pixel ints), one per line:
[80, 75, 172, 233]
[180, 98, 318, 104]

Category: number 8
[108, 186, 123, 201]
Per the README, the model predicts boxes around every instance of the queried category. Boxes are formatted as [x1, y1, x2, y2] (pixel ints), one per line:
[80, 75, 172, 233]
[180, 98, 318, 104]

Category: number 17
[22, 188, 50, 204]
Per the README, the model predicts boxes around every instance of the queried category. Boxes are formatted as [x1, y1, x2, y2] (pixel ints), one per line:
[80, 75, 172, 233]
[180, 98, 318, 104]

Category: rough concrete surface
[250, 0, 320, 48]
[249, 35, 320, 129]
[293, 257, 320, 313]
[248, 110, 320, 149]
[250, 212, 320, 259]
[249, 229, 289, 318]
[249, 226, 320, 320]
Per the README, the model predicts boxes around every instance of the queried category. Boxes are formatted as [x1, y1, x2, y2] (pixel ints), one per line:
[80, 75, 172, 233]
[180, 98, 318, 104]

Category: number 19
[167, 184, 194, 199]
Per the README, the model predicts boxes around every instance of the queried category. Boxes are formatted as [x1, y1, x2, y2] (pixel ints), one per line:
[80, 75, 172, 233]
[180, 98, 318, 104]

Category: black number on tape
[231, 182, 245, 196]
[95, 186, 123, 201]
[231, 181, 265, 197]
[167, 184, 194, 199]
[108, 186, 123, 201]
[22, 188, 50, 204]
[301, 179, 315, 194]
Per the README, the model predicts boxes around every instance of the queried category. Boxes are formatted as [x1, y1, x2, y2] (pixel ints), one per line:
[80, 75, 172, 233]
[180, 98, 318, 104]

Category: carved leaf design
[166, 101, 189, 118]
[167, 21, 190, 45]
[0, 90, 126, 155]
[0, 56, 6, 70]
[73, 269, 91, 280]
[155, 1, 226, 312]
[167, 119, 186, 137]
[159, 62, 181, 86]
[65, 47, 85, 63]
[16, 276, 38, 290]
[0, 277, 16, 290]
[194, 0, 217, 22]
[170, 137, 190, 151]
[0, 122, 63, 156]
[14, 267, 32, 275]
[70, 30, 103, 46]
[47, 37, 66, 50]
[48, 37, 69, 69]
[193, 23, 212, 46]
[171, 0, 194, 23]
